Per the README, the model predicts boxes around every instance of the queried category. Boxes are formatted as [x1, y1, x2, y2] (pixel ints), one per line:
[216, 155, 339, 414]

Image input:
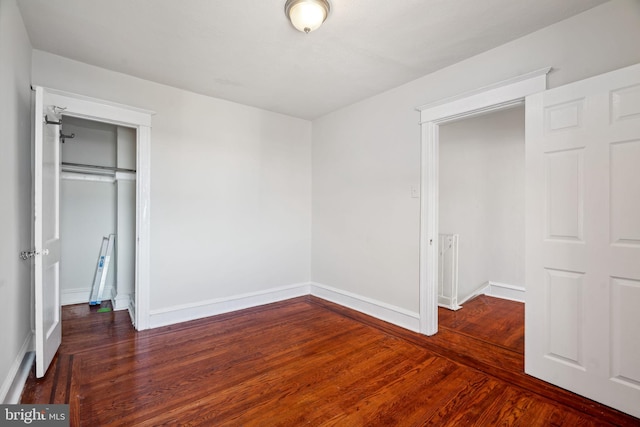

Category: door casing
[416, 67, 551, 335]
[39, 87, 154, 331]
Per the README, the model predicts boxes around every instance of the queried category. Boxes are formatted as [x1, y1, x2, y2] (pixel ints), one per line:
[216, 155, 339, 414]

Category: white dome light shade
[285, 0, 330, 33]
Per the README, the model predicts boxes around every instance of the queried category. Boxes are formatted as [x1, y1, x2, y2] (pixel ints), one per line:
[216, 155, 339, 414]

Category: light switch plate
[411, 185, 419, 198]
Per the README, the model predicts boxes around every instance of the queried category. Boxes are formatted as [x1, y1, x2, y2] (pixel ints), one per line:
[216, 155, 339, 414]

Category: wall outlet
[411, 185, 419, 198]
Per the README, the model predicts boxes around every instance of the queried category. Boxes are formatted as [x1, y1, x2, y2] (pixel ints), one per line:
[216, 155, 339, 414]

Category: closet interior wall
[60, 116, 136, 311]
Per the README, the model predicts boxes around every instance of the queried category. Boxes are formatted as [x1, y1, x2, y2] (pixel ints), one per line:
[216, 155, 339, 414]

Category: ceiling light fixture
[285, 0, 330, 34]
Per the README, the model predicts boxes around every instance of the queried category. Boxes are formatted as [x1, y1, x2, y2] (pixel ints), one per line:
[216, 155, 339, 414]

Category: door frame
[416, 68, 550, 335]
[42, 87, 154, 330]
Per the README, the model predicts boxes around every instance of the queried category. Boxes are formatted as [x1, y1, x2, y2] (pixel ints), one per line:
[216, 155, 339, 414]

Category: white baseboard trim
[61, 287, 90, 306]
[147, 281, 421, 334]
[110, 288, 131, 311]
[484, 281, 525, 303]
[148, 283, 311, 329]
[128, 298, 136, 327]
[438, 294, 462, 311]
[310, 282, 420, 333]
[62, 286, 114, 306]
[1, 333, 34, 404]
[458, 282, 491, 306]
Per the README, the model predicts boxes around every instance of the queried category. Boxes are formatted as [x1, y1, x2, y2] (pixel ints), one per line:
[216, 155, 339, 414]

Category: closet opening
[59, 116, 137, 321]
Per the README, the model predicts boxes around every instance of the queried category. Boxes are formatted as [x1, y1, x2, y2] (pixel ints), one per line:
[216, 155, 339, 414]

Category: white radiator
[438, 234, 461, 310]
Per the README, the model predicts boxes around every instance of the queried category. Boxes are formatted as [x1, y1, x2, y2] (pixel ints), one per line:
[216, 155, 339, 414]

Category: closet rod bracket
[44, 115, 61, 125]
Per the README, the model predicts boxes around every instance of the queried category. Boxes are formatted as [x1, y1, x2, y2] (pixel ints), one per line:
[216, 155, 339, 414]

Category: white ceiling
[18, 0, 607, 120]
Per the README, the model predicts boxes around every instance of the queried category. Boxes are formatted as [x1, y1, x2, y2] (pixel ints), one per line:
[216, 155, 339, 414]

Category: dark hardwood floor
[21, 295, 639, 426]
[438, 295, 524, 354]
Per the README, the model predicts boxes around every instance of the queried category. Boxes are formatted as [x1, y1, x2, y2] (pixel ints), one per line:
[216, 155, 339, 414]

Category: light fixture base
[285, 0, 331, 33]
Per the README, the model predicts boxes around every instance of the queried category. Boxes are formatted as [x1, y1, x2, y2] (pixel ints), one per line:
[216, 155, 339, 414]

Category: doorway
[436, 106, 526, 355]
[416, 67, 550, 336]
[438, 106, 525, 308]
[418, 64, 640, 416]
[59, 116, 137, 318]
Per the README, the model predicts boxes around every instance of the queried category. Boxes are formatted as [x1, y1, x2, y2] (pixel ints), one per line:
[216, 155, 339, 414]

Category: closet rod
[61, 162, 136, 173]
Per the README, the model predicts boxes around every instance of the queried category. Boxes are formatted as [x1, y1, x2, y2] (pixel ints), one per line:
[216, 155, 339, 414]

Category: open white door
[525, 63, 640, 417]
[34, 86, 62, 378]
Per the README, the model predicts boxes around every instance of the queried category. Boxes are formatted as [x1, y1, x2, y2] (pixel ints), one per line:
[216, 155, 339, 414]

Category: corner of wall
[309, 282, 421, 333]
[0, 0, 35, 407]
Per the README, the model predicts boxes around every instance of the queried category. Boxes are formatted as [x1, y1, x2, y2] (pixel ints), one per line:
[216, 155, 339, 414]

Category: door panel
[34, 86, 62, 378]
[610, 140, 640, 245]
[544, 148, 584, 242]
[545, 268, 583, 367]
[526, 63, 640, 417]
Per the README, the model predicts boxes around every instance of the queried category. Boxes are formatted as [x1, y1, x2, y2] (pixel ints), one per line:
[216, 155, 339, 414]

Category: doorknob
[19, 249, 48, 260]
[20, 251, 35, 260]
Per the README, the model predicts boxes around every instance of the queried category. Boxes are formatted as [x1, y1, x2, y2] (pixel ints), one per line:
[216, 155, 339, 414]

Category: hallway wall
[439, 107, 525, 301]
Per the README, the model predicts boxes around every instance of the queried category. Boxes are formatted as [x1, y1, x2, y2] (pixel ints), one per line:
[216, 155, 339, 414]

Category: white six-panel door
[34, 87, 62, 378]
[525, 63, 640, 417]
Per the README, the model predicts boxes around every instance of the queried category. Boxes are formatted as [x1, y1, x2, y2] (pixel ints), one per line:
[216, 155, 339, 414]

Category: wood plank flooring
[21, 296, 639, 426]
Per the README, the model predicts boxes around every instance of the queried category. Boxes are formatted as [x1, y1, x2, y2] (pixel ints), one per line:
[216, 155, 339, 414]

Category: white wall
[0, 0, 33, 402]
[115, 126, 136, 310]
[311, 0, 640, 314]
[60, 117, 117, 305]
[60, 180, 116, 302]
[61, 116, 117, 167]
[117, 126, 136, 170]
[32, 52, 313, 316]
[439, 107, 525, 300]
